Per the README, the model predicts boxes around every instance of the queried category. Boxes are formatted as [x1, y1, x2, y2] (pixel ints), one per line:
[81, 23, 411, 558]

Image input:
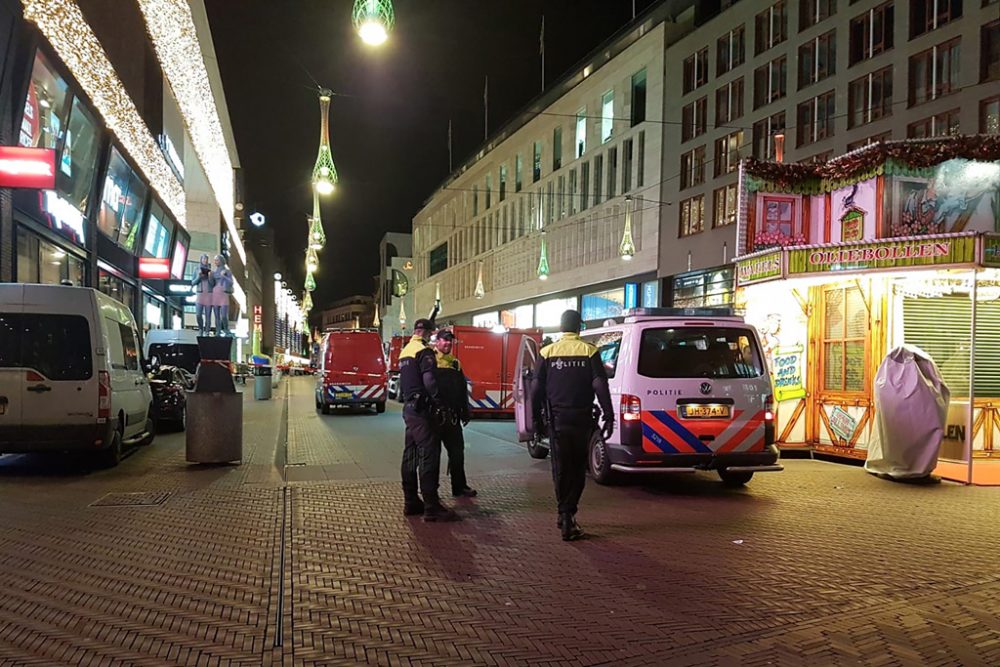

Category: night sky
[205, 0, 659, 310]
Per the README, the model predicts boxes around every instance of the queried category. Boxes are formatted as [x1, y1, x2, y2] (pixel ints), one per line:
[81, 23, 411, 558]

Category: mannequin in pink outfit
[211, 254, 234, 336]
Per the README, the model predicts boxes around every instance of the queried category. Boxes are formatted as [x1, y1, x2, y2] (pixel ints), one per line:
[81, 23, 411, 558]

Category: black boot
[403, 499, 425, 516]
[423, 502, 461, 522]
[560, 513, 584, 541]
[453, 486, 478, 498]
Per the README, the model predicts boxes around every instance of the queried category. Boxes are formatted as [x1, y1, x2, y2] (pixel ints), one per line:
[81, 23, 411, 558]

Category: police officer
[531, 309, 614, 541]
[399, 319, 460, 522]
[433, 330, 477, 499]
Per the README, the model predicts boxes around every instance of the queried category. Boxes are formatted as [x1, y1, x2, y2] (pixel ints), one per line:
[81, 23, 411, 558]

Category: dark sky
[205, 0, 658, 310]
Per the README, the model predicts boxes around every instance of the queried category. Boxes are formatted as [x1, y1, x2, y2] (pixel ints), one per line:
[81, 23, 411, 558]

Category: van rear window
[148, 343, 200, 374]
[324, 335, 386, 373]
[0, 313, 92, 380]
[638, 327, 764, 379]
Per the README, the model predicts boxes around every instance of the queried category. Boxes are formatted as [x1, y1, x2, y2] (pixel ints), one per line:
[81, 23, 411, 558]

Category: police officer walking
[531, 310, 614, 540]
[433, 330, 477, 499]
[399, 319, 459, 522]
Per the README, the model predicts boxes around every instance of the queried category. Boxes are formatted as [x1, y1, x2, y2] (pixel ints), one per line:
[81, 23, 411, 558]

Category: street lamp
[312, 89, 338, 196]
[352, 0, 394, 46]
[305, 247, 319, 274]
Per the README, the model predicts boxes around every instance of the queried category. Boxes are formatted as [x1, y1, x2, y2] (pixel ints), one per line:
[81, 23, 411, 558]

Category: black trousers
[441, 421, 468, 495]
[401, 405, 442, 505]
[549, 422, 593, 516]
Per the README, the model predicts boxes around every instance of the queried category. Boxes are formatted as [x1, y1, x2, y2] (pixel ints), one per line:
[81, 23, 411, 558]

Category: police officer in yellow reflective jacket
[531, 309, 614, 541]
[399, 319, 459, 522]
[433, 330, 476, 499]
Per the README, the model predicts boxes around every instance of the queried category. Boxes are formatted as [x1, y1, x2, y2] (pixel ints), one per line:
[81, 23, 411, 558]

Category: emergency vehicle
[315, 329, 387, 414]
[386, 335, 404, 401]
[448, 326, 542, 417]
[514, 308, 783, 486]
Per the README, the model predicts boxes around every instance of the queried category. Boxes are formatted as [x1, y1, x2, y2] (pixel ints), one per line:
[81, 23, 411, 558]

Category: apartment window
[908, 39, 960, 106]
[755, 1, 788, 55]
[601, 91, 615, 143]
[847, 131, 892, 150]
[982, 97, 1000, 134]
[499, 164, 508, 202]
[533, 140, 543, 182]
[797, 90, 836, 146]
[800, 0, 836, 30]
[680, 146, 707, 190]
[907, 108, 960, 137]
[637, 131, 645, 187]
[983, 21, 1000, 82]
[429, 243, 448, 276]
[849, 3, 894, 66]
[581, 161, 591, 211]
[679, 196, 706, 237]
[546, 182, 554, 225]
[485, 174, 492, 210]
[631, 69, 648, 126]
[623, 139, 634, 193]
[848, 66, 893, 128]
[910, 0, 962, 39]
[576, 109, 587, 157]
[753, 112, 786, 159]
[800, 150, 834, 164]
[558, 175, 567, 219]
[713, 184, 738, 227]
[717, 26, 746, 76]
[714, 131, 743, 177]
[515, 154, 523, 192]
[716, 79, 745, 126]
[594, 153, 604, 204]
[608, 147, 618, 199]
[473, 185, 479, 217]
[553, 126, 563, 170]
[754, 57, 788, 109]
[569, 168, 579, 214]
[682, 97, 708, 141]
[683, 48, 709, 94]
[799, 30, 837, 88]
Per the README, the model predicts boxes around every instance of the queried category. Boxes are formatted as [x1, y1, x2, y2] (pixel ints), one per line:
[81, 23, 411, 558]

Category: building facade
[373, 231, 414, 340]
[659, 0, 1000, 306]
[320, 295, 376, 331]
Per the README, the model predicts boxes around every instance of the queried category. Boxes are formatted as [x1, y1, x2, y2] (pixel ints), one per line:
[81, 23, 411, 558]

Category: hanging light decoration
[619, 195, 637, 261]
[302, 291, 313, 313]
[312, 89, 338, 196]
[537, 232, 550, 281]
[352, 0, 394, 46]
[305, 271, 317, 292]
[305, 247, 319, 274]
[373, 304, 380, 328]
[399, 299, 407, 328]
[474, 261, 486, 299]
[308, 192, 326, 250]
[435, 282, 442, 315]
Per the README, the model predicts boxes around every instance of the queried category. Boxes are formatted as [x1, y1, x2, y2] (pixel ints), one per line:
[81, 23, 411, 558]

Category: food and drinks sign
[772, 345, 806, 402]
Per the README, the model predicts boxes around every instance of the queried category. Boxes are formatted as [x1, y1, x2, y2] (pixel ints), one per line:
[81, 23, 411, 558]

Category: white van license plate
[683, 405, 730, 419]
[335, 392, 353, 399]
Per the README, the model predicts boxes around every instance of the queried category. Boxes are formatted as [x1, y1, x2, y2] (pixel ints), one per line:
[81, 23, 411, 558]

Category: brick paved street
[1, 377, 999, 666]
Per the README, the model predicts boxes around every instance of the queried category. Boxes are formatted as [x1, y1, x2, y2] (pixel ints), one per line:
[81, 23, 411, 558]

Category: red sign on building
[0, 147, 56, 189]
[138, 257, 171, 279]
[253, 305, 262, 326]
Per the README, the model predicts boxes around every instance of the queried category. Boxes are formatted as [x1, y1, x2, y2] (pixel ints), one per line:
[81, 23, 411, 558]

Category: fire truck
[448, 326, 542, 417]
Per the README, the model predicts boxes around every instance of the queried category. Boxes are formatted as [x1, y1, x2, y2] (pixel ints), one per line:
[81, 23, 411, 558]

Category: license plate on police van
[682, 404, 730, 419]
[335, 392, 353, 399]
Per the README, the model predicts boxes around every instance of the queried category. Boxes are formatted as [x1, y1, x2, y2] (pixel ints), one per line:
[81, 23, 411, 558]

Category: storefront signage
[829, 406, 859, 442]
[736, 250, 783, 286]
[42, 191, 86, 245]
[167, 281, 194, 294]
[789, 237, 977, 275]
[983, 236, 1000, 268]
[253, 305, 262, 326]
[772, 345, 806, 402]
[0, 147, 56, 189]
[139, 257, 171, 279]
[158, 134, 184, 184]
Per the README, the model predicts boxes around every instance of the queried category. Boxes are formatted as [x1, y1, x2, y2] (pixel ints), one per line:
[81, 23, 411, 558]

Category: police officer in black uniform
[531, 309, 614, 540]
[433, 330, 476, 498]
[399, 318, 460, 522]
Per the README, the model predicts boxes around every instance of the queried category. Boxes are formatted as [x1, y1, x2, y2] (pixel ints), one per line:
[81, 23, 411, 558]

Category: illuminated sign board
[0, 147, 56, 189]
[139, 257, 171, 279]
[42, 190, 86, 246]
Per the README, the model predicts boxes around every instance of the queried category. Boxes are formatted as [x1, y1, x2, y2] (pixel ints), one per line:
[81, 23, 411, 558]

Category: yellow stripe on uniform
[436, 352, 461, 371]
[540, 333, 596, 359]
[400, 336, 429, 360]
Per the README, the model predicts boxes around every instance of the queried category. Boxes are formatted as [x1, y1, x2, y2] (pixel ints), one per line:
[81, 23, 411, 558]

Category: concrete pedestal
[186, 392, 243, 463]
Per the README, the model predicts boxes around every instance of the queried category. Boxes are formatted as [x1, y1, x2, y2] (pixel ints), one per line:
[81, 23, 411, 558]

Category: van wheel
[527, 435, 549, 460]
[719, 469, 754, 487]
[321, 403, 331, 415]
[100, 428, 123, 468]
[376, 401, 386, 414]
[589, 431, 617, 485]
[176, 405, 187, 432]
[138, 410, 156, 446]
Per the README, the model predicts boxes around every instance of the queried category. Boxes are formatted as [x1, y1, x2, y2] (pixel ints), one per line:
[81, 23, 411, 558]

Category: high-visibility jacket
[435, 352, 470, 419]
[531, 333, 613, 428]
[399, 336, 438, 401]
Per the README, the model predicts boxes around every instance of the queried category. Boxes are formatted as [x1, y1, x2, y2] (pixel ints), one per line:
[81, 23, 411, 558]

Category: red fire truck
[449, 326, 542, 417]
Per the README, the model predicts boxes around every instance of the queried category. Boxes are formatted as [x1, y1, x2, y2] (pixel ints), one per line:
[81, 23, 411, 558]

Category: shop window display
[57, 97, 101, 215]
[18, 52, 71, 150]
[143, 202, 174, 259]
[98, 147, 149, 252]
[16, 229, 85, 287]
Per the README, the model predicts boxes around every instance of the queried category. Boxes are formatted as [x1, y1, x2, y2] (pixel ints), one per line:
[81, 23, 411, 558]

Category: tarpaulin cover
[866, 345, 950, 479]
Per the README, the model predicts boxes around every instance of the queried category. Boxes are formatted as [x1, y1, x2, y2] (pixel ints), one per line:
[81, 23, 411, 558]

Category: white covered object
[866, 345, 950, 479]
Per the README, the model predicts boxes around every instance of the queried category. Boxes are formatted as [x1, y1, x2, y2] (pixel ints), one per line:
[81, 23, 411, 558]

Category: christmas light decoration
[435, 282, 442, 315]
[22, 0, 184, 224]
[136, 0, 246, 263]
[373, 304, 380, 328]
[302, 291, 313, 312]
[619, 195, 636, 261]
[305, 271, 317, 292]
[306, 247, 319, 274]
[474, 261, 486, 299]
[312, 89, 338, 196]
[399, 299, 407, 327]
[352, 0, 394, 46]
[308, 191, 326, 250]
[537, 233, 550, 280]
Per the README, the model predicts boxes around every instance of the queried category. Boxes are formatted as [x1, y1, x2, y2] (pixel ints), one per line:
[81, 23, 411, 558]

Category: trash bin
[254, 365, 273, 400]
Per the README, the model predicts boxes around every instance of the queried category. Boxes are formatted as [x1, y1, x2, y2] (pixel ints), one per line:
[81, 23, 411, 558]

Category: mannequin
[191, 254, 215, 336]
[212, 254, 234, 336]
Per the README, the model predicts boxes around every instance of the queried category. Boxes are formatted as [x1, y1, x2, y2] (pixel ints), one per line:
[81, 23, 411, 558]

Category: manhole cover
[91, 491, 172, 507]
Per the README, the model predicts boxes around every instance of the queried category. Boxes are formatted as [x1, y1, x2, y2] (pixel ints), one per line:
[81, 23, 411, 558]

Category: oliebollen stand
[185, 336, 243, 464]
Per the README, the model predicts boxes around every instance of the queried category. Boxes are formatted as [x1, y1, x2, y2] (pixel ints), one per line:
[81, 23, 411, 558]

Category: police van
[514, 308, 782, 486]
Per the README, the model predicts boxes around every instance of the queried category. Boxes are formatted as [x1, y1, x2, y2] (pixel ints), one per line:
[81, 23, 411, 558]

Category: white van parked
[143, 328, 200, 375]
[515, 308, 783, 486]
[0, 284, 155, 466]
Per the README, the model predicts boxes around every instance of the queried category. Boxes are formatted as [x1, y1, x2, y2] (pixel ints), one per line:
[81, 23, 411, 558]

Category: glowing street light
[312, 89, 338, 196]
[305, 247, 319, 274]
[353, 0, 394, 46]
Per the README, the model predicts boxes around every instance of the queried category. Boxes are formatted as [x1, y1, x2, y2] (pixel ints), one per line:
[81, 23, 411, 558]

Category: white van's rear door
[513, 335, 540, 442]
[0, 290, 26, 441]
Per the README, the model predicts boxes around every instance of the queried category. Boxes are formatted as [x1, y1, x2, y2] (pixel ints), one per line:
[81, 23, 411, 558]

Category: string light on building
[312, 89, 338, 196]
[352, 0, 394, 46]
[619, 195, 636, 261]
[308, 191, 326, 250]
[537, 232, 550, 280]
[305, 247, 319, 274]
